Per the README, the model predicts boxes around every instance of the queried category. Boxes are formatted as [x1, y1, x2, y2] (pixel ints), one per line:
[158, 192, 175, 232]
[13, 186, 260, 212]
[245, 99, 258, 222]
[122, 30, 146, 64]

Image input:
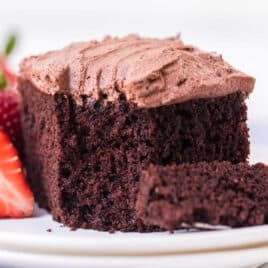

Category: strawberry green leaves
[4, 34, 17, 57]
[0, 69, 7, 90]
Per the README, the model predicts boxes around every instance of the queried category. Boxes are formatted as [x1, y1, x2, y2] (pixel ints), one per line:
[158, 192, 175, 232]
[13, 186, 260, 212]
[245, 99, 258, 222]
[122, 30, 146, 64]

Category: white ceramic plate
[0, 207, 268, 256]
[0, 244, 268, 268]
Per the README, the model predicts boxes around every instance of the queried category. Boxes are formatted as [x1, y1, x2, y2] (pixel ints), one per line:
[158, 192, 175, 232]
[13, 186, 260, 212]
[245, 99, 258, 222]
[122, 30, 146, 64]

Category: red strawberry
[0, 34, 22, 153]
[0, 130, 34, 218]
[0, 87, 22, 153]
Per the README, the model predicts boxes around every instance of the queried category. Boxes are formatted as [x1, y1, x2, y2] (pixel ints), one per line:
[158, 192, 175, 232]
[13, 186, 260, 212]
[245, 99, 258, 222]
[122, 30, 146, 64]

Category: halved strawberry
[0, 130, 34, 218]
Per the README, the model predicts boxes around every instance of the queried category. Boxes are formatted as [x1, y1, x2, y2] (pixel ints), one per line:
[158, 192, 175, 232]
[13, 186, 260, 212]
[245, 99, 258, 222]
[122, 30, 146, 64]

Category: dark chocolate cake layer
[136, 162, 268, 231]
[20, 79, 249, 231]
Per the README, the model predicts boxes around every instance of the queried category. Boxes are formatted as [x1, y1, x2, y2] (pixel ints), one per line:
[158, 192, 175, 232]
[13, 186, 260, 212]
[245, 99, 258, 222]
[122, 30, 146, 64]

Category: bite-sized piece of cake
[136, 162, 268, 231]
[18, 35, 255, 232]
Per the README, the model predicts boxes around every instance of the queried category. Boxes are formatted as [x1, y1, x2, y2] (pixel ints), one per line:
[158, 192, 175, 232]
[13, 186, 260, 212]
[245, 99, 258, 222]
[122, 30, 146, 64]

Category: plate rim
[0, 245, 268, 268]
[1, 224, 268, 255]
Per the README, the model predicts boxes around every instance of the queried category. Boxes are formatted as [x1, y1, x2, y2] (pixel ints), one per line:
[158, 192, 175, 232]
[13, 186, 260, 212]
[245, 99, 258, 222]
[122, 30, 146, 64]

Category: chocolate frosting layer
[20, 35, 255, 107]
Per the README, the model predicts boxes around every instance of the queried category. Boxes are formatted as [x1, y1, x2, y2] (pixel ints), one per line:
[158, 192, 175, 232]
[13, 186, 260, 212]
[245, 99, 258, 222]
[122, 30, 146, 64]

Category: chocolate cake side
[136, 162, 268, 231]
[19, 78, 249, 231]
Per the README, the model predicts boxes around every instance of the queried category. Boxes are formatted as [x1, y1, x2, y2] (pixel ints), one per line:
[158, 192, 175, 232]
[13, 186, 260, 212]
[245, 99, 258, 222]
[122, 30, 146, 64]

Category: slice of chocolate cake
[136, 162, 268, 231]
[18, 35, 255, 232]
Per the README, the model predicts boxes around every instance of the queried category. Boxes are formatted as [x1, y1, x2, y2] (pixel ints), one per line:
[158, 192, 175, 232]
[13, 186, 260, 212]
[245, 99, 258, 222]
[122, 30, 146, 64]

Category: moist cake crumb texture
[136, 162, 268, 231]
